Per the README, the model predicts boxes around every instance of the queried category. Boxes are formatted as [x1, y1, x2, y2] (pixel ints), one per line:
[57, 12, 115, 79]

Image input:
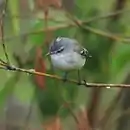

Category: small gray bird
[46, 37, 91, 84]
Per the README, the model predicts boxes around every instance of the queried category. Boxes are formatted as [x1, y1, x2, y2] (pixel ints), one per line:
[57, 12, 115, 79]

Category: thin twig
[82, 9, 130, 23]
[66, 103, 79, 125]
[102, 107, 130, 130]
[1, 23, 129, 44]
[4, 8, 130, 23]
[0, 0, 10, 64]
[99, 90, 122, 129]
[0, 57, 7, 64]
[109, 108, 130, 127]
[0, 22, 129, 43]
[0, 62, 130, 88]
[83, 26, 120, 41]
[88, 88, 102, 127]
[0, 9, 129, 43]
[66, 11, 130, 43]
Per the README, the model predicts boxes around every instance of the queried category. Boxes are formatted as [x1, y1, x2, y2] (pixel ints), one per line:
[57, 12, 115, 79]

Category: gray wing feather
[73, 43, 89, 57]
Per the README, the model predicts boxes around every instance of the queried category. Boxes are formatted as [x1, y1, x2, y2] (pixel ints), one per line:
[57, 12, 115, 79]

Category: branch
[105, 108, 130, 129]
[66, 11, 130, 43]
[0, 0, 10, 64]
[81, 26, 129, 43]
[0, 22, 128, 45]
[0, 60, 130, 88]
[0, 9, 129, 43]
[4, 8, 130, 23]
[99, 90, 122, 129]
[82, 9, 130, 23]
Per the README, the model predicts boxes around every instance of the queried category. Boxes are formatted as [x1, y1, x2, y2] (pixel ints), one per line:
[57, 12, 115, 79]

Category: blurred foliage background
[0, 0, 130, 130]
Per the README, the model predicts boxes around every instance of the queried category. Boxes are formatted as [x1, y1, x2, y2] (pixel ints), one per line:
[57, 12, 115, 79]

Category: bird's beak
[45, 52, 55, 57]
[45, 52, 50, 57]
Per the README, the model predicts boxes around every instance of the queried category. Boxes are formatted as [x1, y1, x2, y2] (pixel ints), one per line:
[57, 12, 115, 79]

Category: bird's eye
[56, 47, 64, 53]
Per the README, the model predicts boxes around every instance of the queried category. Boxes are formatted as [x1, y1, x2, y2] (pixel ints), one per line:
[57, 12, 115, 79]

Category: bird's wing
[73, 43, 89, 57]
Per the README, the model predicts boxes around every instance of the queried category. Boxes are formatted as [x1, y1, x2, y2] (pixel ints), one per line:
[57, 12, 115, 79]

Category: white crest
[56, 37, 62, 42]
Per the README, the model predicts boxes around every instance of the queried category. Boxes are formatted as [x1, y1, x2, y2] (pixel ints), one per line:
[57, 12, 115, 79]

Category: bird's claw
[83, 79, 87, 85]
[62, 72, 68, 83]
[77, 80, 87, 86]
[77, 82, 81, 85]
[62, 78, 67, 83]
[77, 80, 82, 85]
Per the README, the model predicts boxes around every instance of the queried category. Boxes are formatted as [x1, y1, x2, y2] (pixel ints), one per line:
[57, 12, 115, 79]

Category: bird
[46, 37, 91, 85]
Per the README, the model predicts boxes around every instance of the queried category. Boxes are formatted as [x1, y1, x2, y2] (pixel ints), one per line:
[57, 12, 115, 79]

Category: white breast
[50, 52, 86, 71]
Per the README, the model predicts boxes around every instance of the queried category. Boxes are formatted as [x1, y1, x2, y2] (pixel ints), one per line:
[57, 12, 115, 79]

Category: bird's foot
[62, 72, 68, 83]
[62, 78, 67, 83]
[77, 80, 87, 86]
[83, 79, 87, 85]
